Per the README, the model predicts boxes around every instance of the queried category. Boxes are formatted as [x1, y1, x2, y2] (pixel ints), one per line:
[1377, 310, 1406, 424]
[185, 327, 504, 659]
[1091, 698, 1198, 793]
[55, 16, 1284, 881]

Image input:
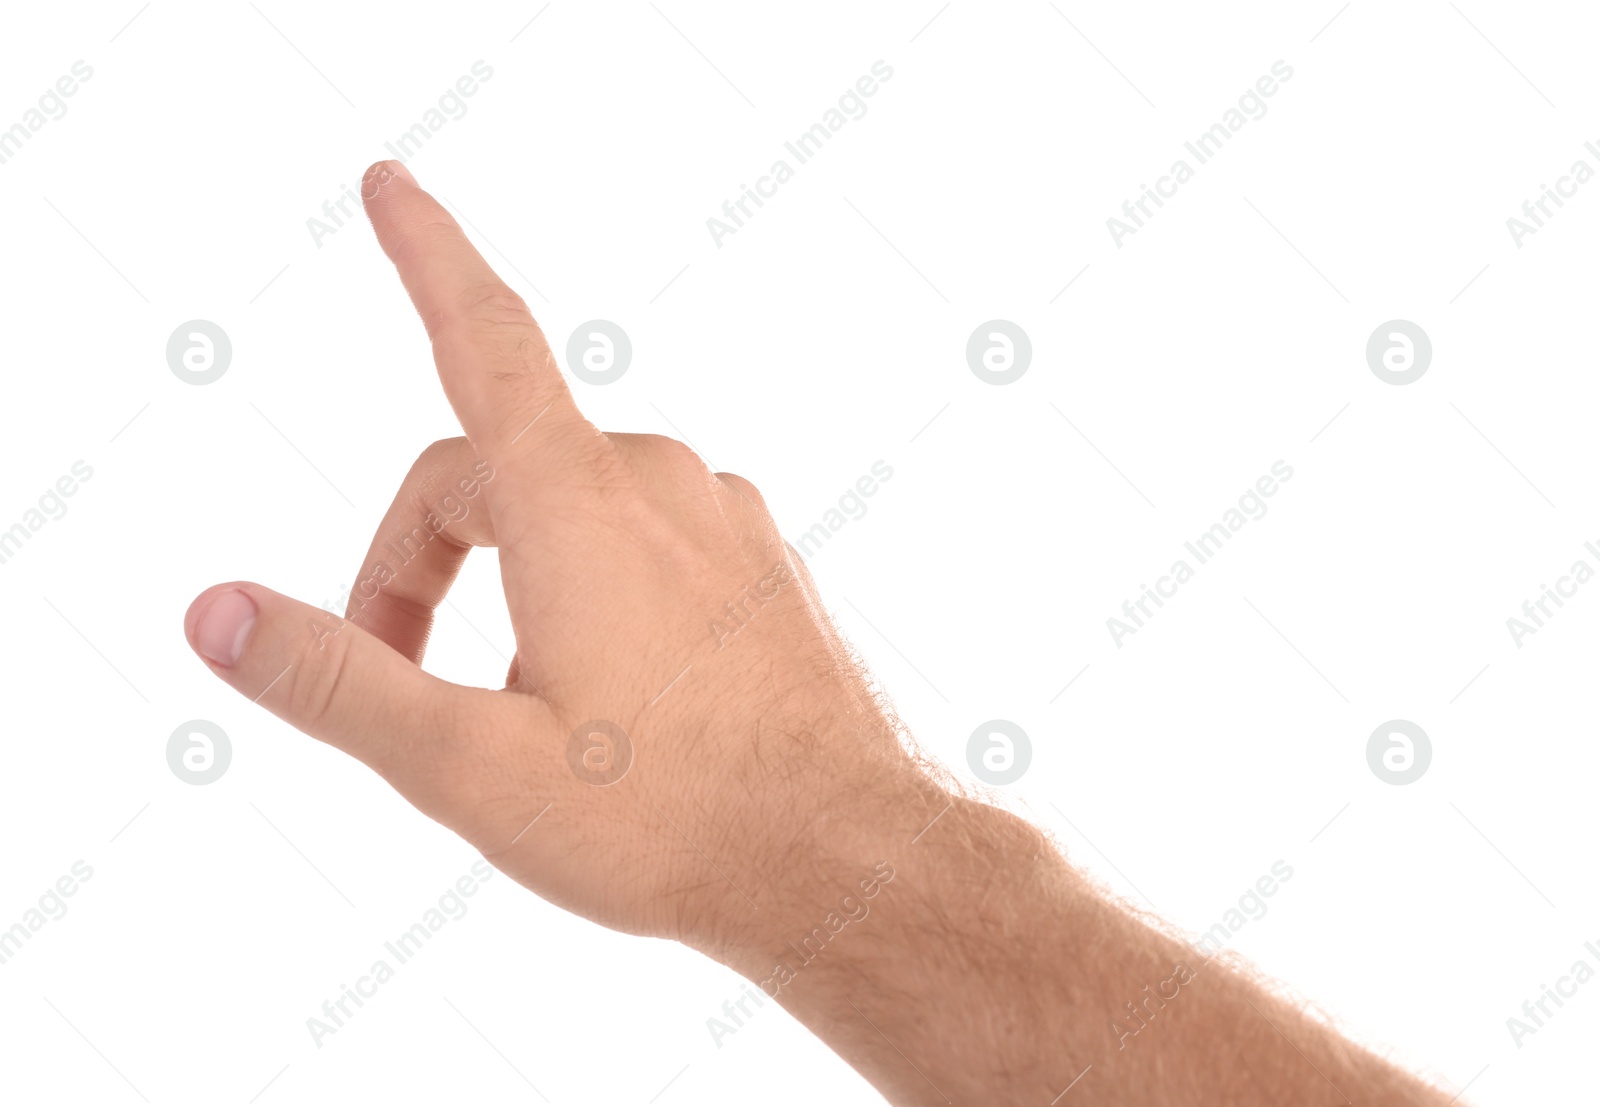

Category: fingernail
[194, 589, 257, 668]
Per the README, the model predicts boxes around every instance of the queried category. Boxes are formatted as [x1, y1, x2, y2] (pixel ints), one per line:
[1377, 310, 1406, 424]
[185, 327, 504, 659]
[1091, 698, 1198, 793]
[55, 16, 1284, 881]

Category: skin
[184, 161, 1459, 1105]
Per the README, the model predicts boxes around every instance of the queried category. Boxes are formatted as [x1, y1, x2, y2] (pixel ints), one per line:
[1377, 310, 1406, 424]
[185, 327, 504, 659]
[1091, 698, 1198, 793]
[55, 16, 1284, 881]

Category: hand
[184, 160, 928, 959]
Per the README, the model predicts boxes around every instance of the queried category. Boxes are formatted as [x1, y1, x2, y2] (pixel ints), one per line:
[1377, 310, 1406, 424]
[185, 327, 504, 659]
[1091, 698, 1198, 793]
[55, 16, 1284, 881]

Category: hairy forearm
[706, 769, 1451, 1106]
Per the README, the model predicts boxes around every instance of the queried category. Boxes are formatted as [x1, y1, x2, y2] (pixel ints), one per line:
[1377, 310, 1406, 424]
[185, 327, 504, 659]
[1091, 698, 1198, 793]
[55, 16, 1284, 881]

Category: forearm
[707, 771, 1452, 1106]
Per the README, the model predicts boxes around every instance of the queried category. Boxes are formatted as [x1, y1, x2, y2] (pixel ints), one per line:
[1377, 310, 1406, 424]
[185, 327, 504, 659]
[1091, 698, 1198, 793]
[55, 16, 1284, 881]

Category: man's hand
[184, 161, 928, 958]
[185, 160, 1458, 1106]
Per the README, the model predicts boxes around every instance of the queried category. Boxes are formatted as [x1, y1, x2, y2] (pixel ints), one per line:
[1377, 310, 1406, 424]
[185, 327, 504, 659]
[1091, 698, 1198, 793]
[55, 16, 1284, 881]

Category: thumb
[183, 581, 472, 783]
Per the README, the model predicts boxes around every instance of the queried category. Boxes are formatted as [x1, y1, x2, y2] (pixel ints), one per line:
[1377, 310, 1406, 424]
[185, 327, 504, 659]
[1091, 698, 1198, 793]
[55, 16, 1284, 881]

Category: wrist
[683, 738, 948, 973]
[697, 764, 1057, 990]
[696, 779, 1074, 1105]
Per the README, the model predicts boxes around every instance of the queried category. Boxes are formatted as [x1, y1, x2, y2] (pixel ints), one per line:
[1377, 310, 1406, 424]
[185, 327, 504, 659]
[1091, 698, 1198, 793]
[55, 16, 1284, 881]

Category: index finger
[360, 160, 596, 492]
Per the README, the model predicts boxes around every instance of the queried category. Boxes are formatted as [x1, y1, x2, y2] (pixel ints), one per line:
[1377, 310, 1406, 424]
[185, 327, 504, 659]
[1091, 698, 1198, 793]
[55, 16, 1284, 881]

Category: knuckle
[415, 437, 466, 470]
[645, 434, 708, 476]
[288, 621, 358, 733]
[461, 285, 533, 329]
[408, 437, 475, 501]
[424, 284, 533, 343]
[717, 471, 766, 507]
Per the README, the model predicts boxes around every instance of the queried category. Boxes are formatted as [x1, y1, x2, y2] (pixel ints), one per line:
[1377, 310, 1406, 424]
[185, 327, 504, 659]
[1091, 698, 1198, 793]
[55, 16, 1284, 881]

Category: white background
[0, 1, 1595, 1103]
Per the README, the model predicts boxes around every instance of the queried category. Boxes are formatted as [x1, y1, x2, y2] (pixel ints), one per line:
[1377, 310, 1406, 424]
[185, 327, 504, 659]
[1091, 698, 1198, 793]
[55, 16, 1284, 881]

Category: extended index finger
[360, 160, 597, 489]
